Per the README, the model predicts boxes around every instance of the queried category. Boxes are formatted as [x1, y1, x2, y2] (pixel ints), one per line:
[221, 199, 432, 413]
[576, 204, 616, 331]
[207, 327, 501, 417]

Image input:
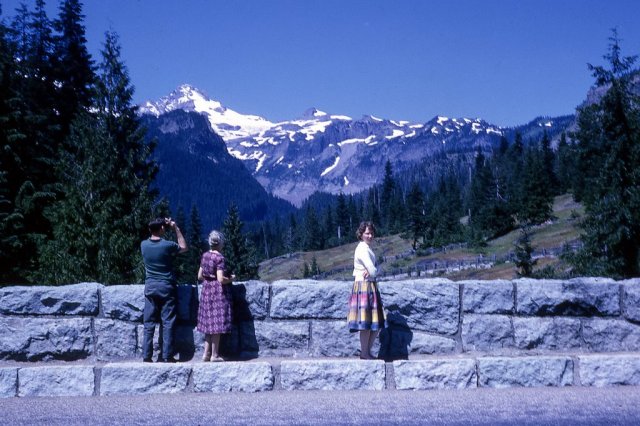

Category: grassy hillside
[258, 194, 584, 282]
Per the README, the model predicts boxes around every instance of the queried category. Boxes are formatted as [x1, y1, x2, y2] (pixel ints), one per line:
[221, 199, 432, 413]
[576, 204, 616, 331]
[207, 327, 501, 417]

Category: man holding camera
[140, 217, 188, 362]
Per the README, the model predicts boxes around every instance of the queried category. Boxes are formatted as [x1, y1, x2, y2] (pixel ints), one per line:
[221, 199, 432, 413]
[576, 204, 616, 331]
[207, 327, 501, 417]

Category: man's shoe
[161, 357, 178, 363]
[143, 357, 153, 363]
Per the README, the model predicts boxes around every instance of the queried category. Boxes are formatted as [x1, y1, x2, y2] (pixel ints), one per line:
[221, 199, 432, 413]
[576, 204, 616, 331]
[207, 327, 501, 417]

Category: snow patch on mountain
[140, 84, 513, 206]
[140, 84, 274, 142]
[321, 156, 341, 177]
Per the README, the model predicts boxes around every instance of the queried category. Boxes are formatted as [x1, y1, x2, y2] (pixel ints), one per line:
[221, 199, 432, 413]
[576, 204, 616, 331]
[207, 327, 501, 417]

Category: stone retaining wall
[2, 354, 640, 397]
[1, 277, 640, 396]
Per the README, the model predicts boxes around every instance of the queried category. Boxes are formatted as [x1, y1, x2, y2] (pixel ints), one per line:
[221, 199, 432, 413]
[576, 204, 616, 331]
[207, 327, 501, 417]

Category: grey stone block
[579, 354, 640, 386]
[516, 278, 619, 316]
[18, 366, 94, 397]
[281, 360, 386, 390]
[192, 362, 273, 392]
[217, 322, 258, 358]
[478, 356, 573, 388]
[582, 319, 640, 352]
[0, 368, 17, 398]
[462, 280, 514, 314]
[394, 359, 477, 390]
[254, 321, 309, 357]
[100, 362, 190, 395]
[102, 284, 144, 321]
[231, 281, 270, 320]
[270, 280, 350, 319]
[310, 321, 360, 357]
[513, 317, 581, 350]
[409, 332, 457, 355]
[622, 280, 640, 323]
[95, 319, 138, 360]
[0, 282, 101, 316]
[0, 317, 93, 361]
[379, 279, 459, 334]
[462, 315, 514, 352]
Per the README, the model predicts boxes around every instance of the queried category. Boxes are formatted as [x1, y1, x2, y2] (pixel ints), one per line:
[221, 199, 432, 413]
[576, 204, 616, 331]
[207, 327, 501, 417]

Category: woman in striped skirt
[347, 221, 386, 359]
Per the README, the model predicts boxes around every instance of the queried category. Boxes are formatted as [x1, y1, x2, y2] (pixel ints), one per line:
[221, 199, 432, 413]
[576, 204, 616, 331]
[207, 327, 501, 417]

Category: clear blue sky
[3, 0, 640, 127]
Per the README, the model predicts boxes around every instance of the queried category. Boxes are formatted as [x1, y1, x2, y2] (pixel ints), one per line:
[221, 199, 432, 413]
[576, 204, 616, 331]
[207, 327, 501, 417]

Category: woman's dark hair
[356, 221, 376, 240]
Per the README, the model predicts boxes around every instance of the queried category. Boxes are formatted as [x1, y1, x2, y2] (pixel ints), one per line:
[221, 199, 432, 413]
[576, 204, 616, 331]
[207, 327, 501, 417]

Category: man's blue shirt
[140, 238, 180, 284]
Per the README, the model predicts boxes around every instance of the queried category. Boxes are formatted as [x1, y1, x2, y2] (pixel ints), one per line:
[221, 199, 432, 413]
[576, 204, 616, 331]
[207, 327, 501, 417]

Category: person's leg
[359, 330, 371, 359]
[142, 295, 159, 362]
[368, 330, 380, 358]
[160, 293, 177, 361]
[211, 333, 222, 361]
[202, 334, 212, 361]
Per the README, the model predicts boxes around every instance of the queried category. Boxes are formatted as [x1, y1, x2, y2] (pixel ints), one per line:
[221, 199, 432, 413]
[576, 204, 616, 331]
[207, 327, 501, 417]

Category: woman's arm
[216, 268, 234, 284]
[197, 266, 203, 282]
[355, 244, 377, 279]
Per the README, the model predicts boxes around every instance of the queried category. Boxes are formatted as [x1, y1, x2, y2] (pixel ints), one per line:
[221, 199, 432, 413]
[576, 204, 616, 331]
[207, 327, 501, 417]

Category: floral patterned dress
[197, 251, 233, 334]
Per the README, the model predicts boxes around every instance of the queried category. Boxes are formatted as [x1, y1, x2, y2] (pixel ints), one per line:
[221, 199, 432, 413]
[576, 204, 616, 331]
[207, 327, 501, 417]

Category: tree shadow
[378, 311, 413, 361]
[173, 284, 199, 361]
[220, 283, 259, 360]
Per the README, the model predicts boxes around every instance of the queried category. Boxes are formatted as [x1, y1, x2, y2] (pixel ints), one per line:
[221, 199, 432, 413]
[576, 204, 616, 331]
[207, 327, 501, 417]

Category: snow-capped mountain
[140, 84, 274, 141]
[140, 85, 569, 206]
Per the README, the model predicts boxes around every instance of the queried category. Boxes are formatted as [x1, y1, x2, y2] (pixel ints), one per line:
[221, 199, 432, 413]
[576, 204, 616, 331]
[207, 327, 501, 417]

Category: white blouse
[353, 241, 377, 280]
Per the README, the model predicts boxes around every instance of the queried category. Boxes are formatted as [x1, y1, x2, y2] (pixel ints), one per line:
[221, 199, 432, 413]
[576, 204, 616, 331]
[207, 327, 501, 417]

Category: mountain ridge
[140, 85, 574, 206]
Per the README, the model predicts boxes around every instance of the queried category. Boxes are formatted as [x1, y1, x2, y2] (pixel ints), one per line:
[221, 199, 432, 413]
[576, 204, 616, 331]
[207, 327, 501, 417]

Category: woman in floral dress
[197, 230, 235, 361]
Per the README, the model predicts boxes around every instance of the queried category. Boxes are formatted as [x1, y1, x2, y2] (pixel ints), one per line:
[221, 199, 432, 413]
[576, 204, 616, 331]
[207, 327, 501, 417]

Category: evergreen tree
[570, 31, 640, 278]
[283, 213, 297, 256]
[222, 203, 259, 280]
[540, 130, 558, 195]
[174, 204, 206, 283]
[0, 9, 24, 283]
[172, 206, 191, 283]
[404, 182, 425, 249]
[34, 31, 157, 284]
[518, 146, 554, 225]
[380, 160, 395, 233]
[322, 206, 336, 248]
[95, 31, 157, 240]
[52, 0, 95, 136]
[189, 204, 206, 257]
[514, 226, 537, 277]
[301, 205, 322, 251]
[335, 192, 349, 242]
[426, 174, 465, 247]
[505, 132, 525, 214]
[555, 132, 575, 194]
[310, 255, 320, 276]
[466, 150, 514, 242]
[347, 195, 359, 238]
[1, 2, 60, 283]
[364, 187, 381, 229]
[35, 112, 128, 283]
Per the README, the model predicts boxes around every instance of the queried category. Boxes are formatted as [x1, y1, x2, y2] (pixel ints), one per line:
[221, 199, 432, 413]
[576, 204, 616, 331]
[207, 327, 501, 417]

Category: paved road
[1, 386, 639, 425]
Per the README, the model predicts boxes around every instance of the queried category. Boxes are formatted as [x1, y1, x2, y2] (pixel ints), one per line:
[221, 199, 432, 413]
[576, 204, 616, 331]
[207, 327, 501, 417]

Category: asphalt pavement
[1, 386, 639, 425]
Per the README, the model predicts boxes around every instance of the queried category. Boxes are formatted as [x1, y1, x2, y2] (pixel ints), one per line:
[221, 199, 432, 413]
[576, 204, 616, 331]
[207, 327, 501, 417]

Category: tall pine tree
[52, 0, 95, 137]
[35, 30, 157, 284]
[222, 203, 259, 280]
[570, 31, 640, 278]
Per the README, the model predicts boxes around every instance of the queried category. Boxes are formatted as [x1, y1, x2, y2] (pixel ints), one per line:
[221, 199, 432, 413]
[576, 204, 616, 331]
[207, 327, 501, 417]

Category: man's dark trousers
[142, 281, 177, 361]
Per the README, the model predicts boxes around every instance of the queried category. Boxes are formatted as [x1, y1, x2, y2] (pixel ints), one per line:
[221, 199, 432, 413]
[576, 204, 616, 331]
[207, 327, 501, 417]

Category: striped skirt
[347, 280, 386, 332]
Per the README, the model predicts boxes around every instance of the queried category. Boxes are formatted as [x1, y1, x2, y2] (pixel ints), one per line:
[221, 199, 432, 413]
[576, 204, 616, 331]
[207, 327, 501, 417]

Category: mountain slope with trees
[141, 109, 295, 229]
